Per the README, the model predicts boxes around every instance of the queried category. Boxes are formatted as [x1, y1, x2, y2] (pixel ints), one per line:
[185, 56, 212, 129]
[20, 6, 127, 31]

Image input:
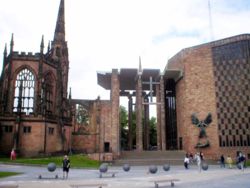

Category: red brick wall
[99, 101, 112, 153]
[72, 134, 97, 153]
[0, 123, 15, 154]
[0, 116, 71, 156]
[168, 44, 220, 159]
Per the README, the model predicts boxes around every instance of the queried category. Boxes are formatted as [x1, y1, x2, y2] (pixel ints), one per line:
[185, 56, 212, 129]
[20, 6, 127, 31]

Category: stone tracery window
[42, 73, 54, 114]
[74, 104, 89, 133]
[13, 68, 35, 115]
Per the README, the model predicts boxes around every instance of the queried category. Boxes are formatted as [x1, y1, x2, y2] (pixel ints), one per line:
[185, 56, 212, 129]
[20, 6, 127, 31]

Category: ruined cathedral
[0, 0, 250, 160]
[0, 0, 71, 156]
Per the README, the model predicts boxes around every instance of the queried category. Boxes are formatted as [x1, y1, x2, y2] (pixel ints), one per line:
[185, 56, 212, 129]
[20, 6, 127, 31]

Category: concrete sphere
[99, 163, 108, 173]
[202, 162, 209, 171]
[163, 164, 170, 171]
[123, 164, 130, 172]
[47, 162, 56, 172]
[149, 165, 158, 174]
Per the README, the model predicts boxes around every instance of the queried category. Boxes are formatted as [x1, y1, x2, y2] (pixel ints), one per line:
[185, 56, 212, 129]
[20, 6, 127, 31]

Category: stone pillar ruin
[156, 84, 162, 150]
[111, 69, 120, 156]
[136, 74, 143, 151]
[160, 75, 166, 150]
[143, 96, 150, 150]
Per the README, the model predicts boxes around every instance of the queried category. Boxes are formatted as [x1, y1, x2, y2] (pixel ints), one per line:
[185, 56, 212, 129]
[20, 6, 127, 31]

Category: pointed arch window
[42, 73, 54, 114]
[13, 68, 35, 115]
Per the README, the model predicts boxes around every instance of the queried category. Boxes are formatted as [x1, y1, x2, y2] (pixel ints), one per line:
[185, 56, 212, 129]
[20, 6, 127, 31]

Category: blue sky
[0, 0, 250, 103]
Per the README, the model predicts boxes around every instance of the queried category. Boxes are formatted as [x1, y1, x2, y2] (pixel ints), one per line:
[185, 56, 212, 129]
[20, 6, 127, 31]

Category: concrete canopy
[97, 68, 182, 92]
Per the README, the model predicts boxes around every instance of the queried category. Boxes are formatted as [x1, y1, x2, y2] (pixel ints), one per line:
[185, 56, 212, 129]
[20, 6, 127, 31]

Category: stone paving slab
[0, 164, 250, 188]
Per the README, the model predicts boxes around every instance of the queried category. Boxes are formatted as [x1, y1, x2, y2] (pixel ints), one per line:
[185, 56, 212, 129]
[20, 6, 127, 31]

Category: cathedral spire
[10, 33, 14, 53]
[4, 43, 7, 58]
[53, 0, 65, 42]
[69, 87, 72, 100]
[138, 56, 142, 75]
[47, 41, 51, 53]
[2, 44, 7, 69]
[40, 35, 44, 54]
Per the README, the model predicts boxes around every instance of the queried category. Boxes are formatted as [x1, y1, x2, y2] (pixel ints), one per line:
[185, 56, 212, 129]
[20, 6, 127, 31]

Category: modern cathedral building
[96, 34, 250, 160]
[0, 0, 249, 160]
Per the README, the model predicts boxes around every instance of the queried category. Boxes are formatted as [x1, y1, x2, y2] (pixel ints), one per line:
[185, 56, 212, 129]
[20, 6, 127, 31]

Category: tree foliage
[120, 105, 157, 150]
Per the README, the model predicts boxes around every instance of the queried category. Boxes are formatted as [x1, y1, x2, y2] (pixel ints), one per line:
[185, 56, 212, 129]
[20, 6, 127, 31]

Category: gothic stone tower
[0, 0, 72, 156]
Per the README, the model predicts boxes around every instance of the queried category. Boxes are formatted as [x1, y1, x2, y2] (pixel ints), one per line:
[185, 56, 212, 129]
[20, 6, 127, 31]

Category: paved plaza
[0, 164, 250, 188]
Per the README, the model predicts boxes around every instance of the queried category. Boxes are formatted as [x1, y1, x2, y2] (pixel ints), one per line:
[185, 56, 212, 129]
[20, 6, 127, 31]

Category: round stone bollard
[202, 162, 209, 171]
[163, 164, 170, 171]
[149, 165, 158, 174]
[99, 163, 108, 173]
[47, 162, 56, 172]
[123, 164, 130, 172]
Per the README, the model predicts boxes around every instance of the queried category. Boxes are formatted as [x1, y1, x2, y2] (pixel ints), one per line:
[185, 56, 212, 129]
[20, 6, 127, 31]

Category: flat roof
[97, 68, 182, 91]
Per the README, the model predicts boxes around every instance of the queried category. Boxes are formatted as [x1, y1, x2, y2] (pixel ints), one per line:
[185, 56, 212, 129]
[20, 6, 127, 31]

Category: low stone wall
[71, 134, 97, 153]
[88, 152, 113, 162]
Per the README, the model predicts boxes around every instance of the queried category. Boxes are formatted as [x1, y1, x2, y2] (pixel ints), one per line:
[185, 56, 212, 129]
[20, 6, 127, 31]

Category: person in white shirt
[195, 153, 201, 172]
[184, 154, 190, 169]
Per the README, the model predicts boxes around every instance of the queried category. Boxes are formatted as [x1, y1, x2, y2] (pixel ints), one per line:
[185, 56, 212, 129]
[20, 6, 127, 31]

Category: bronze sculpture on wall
[191, 113, 212, 148]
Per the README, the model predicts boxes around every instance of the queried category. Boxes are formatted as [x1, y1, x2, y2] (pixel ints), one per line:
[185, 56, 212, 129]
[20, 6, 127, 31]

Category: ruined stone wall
[0, 118, 69, 156]
[99, 101, 112, 153]
[71, 100, 112, 155]
[71, 134, 97, 153]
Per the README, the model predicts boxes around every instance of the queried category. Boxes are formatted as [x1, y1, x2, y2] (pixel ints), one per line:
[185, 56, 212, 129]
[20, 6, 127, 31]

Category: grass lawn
[246, 160, 250, 166]
[0, 171, 23, 178]
[0, 154, 100, 168]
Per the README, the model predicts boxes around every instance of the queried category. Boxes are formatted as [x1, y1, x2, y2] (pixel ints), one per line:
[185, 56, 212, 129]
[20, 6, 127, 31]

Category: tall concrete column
[111, 69, 120, 156]
[128, 95, 133, 150]
[160, 75, 166, 150]
[156, 84, 162, 150]
[143, 96, 150, 150]
[136, 75, 143, 151]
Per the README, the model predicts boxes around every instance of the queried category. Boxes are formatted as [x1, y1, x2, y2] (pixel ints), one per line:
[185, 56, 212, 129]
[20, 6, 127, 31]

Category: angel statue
[191, 113, 212, 148]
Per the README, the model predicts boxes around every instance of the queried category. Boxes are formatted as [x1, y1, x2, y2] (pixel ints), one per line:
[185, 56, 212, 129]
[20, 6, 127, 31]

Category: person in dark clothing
[200, 152, 204, 161]
[220, 155, 225, 168]
[62, 155, 70, 179]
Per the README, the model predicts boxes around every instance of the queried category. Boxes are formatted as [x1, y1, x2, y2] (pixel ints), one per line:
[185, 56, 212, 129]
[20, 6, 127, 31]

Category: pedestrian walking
[10, 149, 16, 160]
[184, 154, 190, 169]
[226, 155, 233, 169]
[62, 155, 70, 179]
[238, 153, 245, 171]
[195, 153, 201, 172]
[220, 155, 225, 168]
[200, 152, 204, 161]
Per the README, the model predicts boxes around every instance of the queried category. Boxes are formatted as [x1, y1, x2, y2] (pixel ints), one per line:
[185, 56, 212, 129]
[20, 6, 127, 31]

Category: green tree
[74, 104, 89, 134]
[120, 105, 157, 150]
[120, 106, 128, 149]
[149, 117, 157, 147]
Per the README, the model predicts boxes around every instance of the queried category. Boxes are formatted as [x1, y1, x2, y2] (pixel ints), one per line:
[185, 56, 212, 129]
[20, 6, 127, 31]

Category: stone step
[120, 150, 186, 159]
[114, 158, 218, 166]
[113, 150, 187, 166]
[114, 158, 184, 166]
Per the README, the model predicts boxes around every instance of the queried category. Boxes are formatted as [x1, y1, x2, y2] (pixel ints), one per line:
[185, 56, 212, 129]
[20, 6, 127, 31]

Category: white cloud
[0, 0, 250, 103]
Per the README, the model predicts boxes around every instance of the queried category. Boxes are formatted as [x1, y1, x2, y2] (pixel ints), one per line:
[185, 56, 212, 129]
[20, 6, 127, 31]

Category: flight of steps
[113, 150, 187, 166]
